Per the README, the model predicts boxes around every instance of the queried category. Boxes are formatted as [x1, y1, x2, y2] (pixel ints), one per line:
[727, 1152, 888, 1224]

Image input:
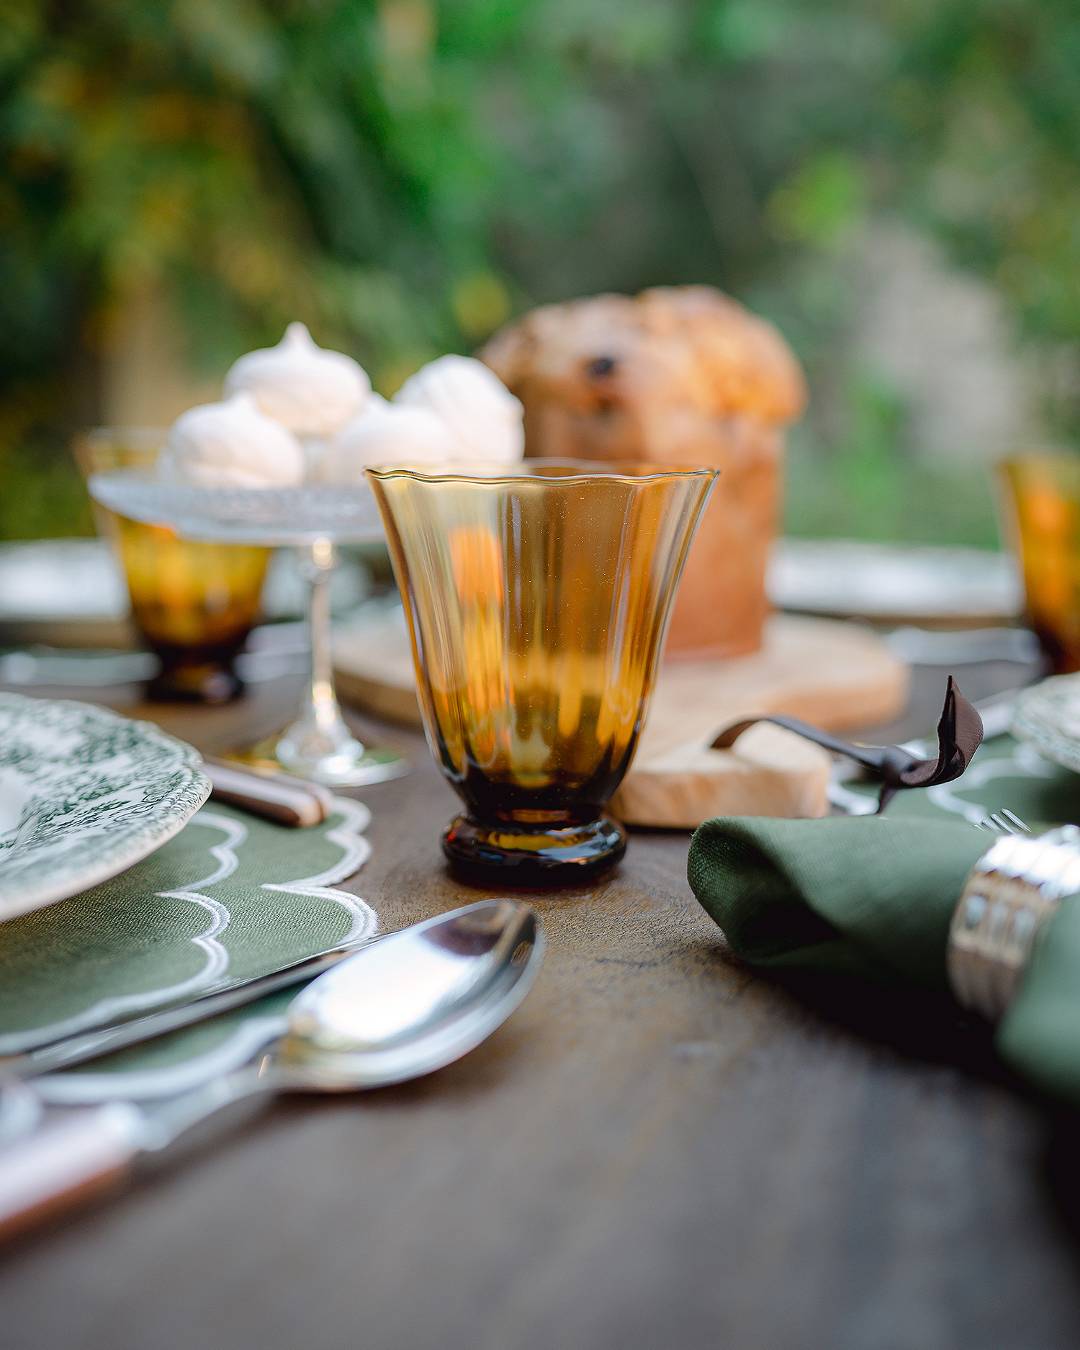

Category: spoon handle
[0, 1103, 143, 1241]
[0, 1067, 279, 1240]
[135, 1064, 279, 1153]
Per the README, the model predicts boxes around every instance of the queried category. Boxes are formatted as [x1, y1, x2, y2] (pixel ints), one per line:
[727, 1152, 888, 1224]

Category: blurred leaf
[769, 152, 866, 247]
[0, 0, 1076, 544]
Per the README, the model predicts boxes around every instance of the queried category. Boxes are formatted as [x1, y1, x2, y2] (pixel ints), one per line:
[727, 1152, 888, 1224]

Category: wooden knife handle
[203, 759, 333, 828]
[0, 1105, 141, 1241]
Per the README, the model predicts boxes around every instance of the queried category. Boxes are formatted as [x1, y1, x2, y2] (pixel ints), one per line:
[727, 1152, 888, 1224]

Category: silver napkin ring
[947, 826, 1080, 1021]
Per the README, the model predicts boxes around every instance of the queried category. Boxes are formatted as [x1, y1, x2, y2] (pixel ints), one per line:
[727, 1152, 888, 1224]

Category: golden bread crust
[481, 285, 806, 425]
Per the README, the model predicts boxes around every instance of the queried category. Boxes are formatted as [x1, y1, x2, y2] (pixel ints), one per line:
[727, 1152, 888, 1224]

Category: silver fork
[975, 808, 1033, 835]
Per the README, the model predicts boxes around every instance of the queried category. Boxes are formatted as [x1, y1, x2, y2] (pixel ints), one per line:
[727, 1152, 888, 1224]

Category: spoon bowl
[277, 899, 543, 1088]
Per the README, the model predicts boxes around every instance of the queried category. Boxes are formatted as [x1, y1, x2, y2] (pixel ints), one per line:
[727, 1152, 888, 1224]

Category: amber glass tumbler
[999, 453, 1080, 673]
[368, 461, 717, 883]
[77, 429, 271, 703]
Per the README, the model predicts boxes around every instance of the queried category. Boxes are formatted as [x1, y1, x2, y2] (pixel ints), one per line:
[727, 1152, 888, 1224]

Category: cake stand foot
[225, 724, 409, 788]
[274, 716, 409, 787]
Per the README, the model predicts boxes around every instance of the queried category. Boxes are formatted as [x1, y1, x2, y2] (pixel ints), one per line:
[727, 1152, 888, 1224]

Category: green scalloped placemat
[830, 732, 1080, 829]
[0, 796, 375, 1094]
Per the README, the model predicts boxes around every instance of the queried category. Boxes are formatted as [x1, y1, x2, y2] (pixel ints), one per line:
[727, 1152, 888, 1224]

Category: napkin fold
[689, 816, 986, 986]
[1000, 903, 1080, 1101]
[687, 746, 1080, 1104]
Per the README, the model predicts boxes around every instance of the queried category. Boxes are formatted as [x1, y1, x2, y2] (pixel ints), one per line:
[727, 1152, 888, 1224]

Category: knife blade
[0, 939, 367, 1080]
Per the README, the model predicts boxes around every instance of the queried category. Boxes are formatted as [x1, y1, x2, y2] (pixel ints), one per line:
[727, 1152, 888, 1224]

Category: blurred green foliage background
[2, 0, 1078, 543]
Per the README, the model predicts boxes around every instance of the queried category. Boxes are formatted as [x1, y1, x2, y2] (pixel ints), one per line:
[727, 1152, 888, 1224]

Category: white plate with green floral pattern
[1012, 674, 1080, 775]
[0, 694, 210, 921]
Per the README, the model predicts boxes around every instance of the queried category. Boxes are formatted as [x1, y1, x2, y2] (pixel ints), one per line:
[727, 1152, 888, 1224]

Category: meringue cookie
[315, 399, 458, 484]
[394, 354, 524, 463]
[224, 322, 371, 439]
[160, 393, 305, 488]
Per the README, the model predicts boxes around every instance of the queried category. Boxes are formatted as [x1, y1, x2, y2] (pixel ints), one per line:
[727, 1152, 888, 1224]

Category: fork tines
[976, 809, 1033, 835]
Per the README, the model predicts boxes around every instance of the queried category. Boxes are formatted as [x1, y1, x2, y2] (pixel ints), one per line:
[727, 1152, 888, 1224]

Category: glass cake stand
[89, 472, 408, 786]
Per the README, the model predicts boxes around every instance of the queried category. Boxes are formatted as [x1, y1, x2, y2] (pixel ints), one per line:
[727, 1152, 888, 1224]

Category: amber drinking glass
[999, 453, 1080, 674]
[368, 461, 717, 883]
[78, 429, 270, 703]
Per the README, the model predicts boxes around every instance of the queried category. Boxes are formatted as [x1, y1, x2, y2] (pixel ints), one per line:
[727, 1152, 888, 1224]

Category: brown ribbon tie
[712, 676, 984, 813]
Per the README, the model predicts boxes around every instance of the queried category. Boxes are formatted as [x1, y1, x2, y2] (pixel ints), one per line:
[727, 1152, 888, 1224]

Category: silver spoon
[0, 900, 542, 1239]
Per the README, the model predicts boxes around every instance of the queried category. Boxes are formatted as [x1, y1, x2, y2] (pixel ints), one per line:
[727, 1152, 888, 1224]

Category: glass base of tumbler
[144, 659, 245, 706]
[442, 813, 626, 886]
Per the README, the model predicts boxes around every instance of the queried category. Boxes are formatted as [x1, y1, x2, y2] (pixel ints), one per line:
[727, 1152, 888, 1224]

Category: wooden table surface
[4, 659, 1080, 1350]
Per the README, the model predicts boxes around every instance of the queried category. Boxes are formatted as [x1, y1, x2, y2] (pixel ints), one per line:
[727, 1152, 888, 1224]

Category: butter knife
[0, 939, 366, 1080]
[203, 758, 334, 827]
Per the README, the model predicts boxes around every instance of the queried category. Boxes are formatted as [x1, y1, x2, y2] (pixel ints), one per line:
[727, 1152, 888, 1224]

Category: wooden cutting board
[334, 611, 908, 827]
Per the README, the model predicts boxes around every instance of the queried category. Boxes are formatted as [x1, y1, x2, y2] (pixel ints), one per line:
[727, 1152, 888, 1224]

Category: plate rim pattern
[0, 693, 210, 921]
[1012, 674, 1080, 775]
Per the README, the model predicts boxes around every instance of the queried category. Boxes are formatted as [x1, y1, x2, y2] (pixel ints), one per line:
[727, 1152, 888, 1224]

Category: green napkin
[688, 734, 1080, 1103]
[0, 796, 374, 1099]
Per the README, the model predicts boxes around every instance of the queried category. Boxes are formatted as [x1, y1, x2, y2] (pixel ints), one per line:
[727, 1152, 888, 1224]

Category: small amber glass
[368, 460, 717, 884]
[77, 429, 271, 703]
[999, 453, 1080, 674]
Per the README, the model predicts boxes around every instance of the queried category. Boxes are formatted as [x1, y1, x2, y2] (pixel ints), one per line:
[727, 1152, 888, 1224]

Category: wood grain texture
[609, 723, 831, 826]
[3, 664, 1080, 1350]
[334, 612, 908, 827]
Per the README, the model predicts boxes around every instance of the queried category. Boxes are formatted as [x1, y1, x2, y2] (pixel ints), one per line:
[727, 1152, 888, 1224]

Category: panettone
[482, 286, 806, 658]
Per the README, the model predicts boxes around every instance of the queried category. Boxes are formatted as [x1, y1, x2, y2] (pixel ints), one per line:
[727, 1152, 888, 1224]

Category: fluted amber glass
[368, 461, 717, 883]
[77, 429, 270, 703]
[999, 453, 1080, 673]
